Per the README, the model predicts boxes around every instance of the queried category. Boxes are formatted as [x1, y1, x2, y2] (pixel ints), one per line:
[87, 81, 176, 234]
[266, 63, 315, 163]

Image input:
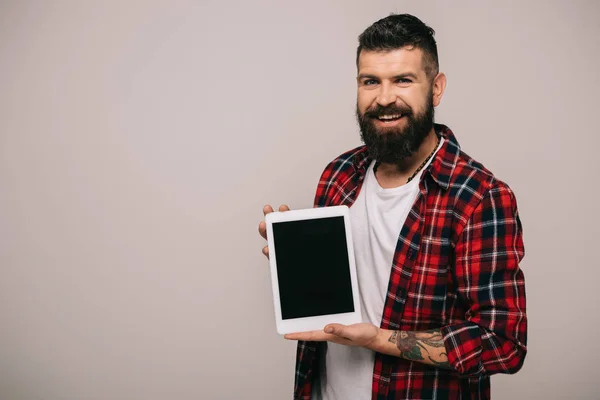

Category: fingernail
[325, 327, 333, 333]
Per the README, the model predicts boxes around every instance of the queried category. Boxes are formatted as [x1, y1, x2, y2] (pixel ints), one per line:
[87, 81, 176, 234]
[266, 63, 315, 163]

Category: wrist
[366, 327, 388, 353]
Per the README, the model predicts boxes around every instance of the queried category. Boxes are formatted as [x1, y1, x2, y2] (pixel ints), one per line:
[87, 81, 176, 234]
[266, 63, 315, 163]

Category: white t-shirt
[313, 138, 444, 400]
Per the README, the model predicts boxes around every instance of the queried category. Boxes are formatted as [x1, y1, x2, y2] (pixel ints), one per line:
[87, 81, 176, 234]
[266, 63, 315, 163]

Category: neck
[375, 129, 439, 189]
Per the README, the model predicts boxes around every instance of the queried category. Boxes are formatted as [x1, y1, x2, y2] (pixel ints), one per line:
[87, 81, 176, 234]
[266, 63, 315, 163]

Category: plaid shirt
[294, 124, 527, 400]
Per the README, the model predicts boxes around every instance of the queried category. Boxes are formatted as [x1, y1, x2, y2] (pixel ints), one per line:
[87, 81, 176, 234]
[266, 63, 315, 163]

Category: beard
[356, 93, 435, 166]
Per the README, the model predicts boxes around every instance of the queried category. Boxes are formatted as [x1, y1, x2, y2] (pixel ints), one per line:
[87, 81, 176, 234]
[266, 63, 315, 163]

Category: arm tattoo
[429, 355, 452, 368]
[388, 329, 452, 369]
[388, 331, 399, 345]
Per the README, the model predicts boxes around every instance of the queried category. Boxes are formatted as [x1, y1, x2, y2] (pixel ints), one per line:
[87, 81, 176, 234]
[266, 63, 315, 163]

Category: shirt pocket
[402, 237, 452, 329]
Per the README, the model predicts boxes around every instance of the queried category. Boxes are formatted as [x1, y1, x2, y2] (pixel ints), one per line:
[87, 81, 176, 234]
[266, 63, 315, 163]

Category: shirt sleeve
[440, 181, 527, 377]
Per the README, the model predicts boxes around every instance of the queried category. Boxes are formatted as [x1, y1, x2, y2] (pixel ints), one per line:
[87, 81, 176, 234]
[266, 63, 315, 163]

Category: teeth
[379, 114, 401, 120]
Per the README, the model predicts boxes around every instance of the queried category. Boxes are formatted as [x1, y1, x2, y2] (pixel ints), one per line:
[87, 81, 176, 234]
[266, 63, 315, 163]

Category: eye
[396, 78, 412, 84]
[363, 79, 378, 86]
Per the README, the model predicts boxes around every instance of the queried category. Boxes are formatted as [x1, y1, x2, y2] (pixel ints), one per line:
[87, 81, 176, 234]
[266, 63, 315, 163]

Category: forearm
[368, 328, 453, 370]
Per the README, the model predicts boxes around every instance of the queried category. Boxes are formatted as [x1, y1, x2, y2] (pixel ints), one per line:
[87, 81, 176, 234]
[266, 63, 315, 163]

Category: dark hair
[357, 14, 439, 78]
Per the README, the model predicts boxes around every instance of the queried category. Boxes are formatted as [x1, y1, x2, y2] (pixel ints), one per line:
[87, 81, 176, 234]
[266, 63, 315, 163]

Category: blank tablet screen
[272, 216, 355, 320]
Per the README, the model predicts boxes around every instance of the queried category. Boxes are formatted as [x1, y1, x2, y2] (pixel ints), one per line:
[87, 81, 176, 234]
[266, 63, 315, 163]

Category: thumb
[324, 324, 349, 338]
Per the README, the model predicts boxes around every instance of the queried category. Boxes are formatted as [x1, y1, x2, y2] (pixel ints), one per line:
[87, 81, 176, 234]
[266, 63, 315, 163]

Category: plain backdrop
[1, 0, 599, 399]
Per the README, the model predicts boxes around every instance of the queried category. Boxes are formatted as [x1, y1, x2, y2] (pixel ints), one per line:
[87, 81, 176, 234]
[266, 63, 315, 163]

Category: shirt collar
[426, 123, 461, 191]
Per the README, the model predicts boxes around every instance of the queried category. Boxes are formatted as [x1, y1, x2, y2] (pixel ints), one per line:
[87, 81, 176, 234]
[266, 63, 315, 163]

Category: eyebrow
[357, 72, 419, 81]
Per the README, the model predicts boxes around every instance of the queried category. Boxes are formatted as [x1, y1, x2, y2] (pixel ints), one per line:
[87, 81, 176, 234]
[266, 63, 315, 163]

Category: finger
[284, 330, 332, 341]
[262, 245, 269, 259]
[258, 221, 267, 240]
[284, 331, 353, 346]
[263, 205, 274, 216]
[278, 204, 290, 212]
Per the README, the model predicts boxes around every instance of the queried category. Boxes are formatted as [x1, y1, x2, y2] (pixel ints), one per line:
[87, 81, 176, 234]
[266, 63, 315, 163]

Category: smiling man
[259, 14, 527, 399]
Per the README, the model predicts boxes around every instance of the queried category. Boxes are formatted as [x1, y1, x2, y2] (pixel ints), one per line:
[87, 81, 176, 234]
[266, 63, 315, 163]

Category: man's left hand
[284, 323, 381, 349]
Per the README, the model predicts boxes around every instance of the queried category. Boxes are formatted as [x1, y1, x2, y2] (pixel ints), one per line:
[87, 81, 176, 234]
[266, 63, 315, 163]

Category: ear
[431, 72, 447, 107]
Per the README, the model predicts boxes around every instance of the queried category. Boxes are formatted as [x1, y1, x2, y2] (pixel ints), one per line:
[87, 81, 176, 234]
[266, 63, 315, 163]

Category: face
[356, 47, 445, 164]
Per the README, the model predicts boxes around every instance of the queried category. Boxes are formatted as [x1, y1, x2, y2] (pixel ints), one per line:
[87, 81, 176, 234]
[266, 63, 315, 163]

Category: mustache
[364, 105, 413, 118]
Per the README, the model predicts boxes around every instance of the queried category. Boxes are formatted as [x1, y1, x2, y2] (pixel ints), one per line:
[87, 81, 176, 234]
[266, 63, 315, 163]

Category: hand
[258, 204, 290, 259]
[284, 323, 381, 350]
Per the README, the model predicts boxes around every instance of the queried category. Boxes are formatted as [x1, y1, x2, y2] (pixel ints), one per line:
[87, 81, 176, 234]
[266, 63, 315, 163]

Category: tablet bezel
[265, 205, 362, 335]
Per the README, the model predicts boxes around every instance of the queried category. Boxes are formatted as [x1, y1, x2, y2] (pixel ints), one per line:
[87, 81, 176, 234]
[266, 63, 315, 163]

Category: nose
[376, 82, 397, 107]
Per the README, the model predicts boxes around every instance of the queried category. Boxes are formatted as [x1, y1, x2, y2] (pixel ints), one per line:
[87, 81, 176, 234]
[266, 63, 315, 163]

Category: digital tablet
[265, 205, 362, 335]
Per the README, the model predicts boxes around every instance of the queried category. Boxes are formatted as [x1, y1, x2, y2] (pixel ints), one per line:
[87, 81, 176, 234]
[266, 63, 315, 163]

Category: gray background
[1, 0, 599, 399]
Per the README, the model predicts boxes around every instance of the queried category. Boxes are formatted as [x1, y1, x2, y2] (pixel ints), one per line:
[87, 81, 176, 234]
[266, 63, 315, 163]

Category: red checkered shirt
[294, 124, 527, 400]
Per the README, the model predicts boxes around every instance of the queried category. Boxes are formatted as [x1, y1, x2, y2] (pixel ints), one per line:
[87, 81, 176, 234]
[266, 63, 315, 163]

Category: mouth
[372, 113, 405, 126]
[376, 113, 402, 121]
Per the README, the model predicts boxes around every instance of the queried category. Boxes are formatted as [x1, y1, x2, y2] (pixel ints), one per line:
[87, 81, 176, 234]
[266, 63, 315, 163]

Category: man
[258, 14, 526, 399]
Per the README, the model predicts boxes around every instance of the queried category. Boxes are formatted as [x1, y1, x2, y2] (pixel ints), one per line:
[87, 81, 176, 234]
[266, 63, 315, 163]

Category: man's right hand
[258, 204, 290, 259]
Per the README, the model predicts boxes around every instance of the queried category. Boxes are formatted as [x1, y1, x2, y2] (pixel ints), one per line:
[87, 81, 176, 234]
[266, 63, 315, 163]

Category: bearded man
[259, 14, 527, 400]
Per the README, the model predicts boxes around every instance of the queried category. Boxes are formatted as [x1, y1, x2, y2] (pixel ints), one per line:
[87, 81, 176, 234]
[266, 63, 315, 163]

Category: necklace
[374, 135, 440, 183]
[406, 135, 440, 183]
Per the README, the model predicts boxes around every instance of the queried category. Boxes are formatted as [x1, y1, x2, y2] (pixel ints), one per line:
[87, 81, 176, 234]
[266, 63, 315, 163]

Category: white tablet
[265, 205, 362, 335]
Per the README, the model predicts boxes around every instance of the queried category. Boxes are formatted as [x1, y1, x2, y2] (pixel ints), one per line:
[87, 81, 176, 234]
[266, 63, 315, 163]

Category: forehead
[358, 47, 427, 77]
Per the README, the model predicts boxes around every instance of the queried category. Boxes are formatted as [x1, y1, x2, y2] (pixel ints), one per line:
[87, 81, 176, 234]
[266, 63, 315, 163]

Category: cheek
[357, 91, 374, 113]
[405, 93, 428, 113]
